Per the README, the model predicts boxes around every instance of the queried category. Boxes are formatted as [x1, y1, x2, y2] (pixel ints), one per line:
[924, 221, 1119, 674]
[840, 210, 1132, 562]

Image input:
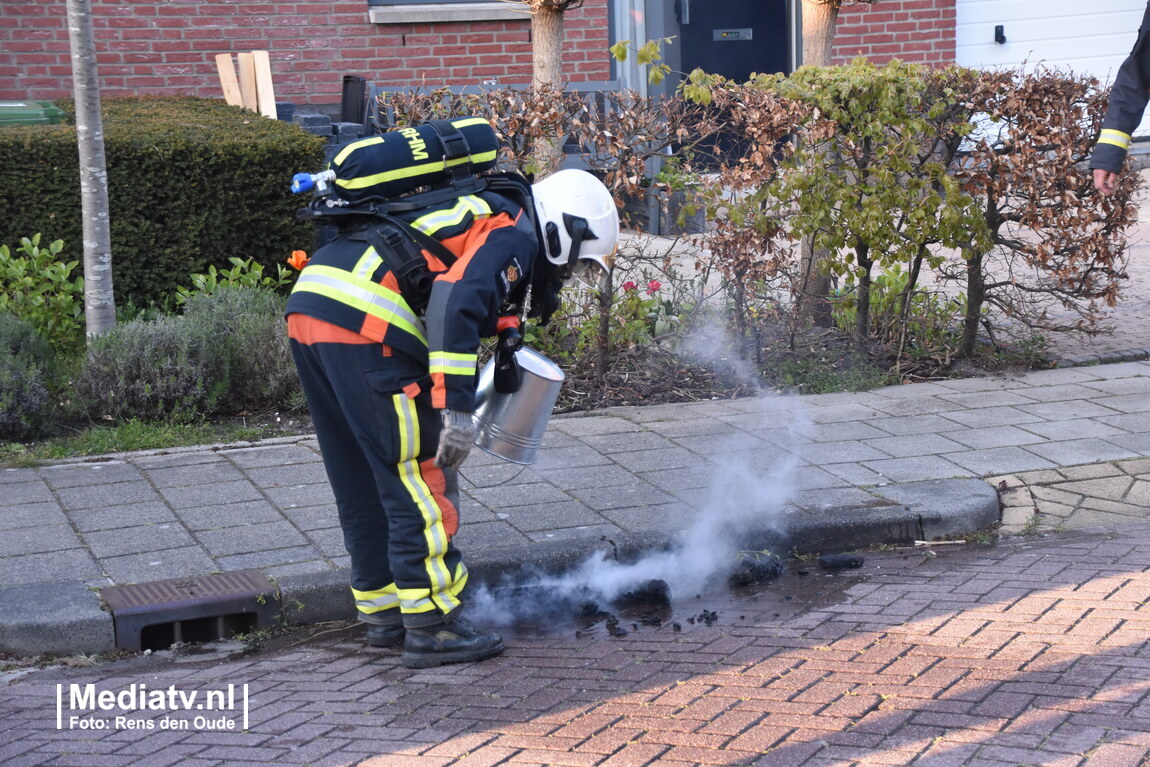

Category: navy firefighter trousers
[287, 314, 469, 629]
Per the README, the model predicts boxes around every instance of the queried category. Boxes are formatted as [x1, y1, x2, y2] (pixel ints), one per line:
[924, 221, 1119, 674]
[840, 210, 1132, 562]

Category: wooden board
[236, 52, 258, 112]
[214, 54, 244, 107]
[251, 50, 277, 119]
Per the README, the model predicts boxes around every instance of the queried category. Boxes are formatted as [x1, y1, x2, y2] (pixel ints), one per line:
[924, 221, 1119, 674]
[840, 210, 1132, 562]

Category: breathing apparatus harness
[295, 119, 561, 393]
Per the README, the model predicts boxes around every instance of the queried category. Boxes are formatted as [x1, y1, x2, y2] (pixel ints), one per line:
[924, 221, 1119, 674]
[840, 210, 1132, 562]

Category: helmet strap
[562, 213, 595, 267]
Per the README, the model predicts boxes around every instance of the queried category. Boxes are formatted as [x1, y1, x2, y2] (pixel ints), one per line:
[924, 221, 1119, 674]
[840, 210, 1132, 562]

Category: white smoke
[466, 318, 810, 627]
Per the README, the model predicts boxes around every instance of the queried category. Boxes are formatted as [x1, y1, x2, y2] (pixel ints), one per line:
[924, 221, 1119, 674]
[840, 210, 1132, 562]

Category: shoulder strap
[347, 218, 456, 315]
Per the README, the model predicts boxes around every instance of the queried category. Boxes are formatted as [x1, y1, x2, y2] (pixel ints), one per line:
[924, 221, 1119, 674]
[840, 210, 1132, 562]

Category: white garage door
[956, 0, 1150, 136]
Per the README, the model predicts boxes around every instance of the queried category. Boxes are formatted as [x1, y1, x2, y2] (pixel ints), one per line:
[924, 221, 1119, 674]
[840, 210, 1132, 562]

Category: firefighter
[285, 168, 618, 668]
[1090, 1, 1150, 195]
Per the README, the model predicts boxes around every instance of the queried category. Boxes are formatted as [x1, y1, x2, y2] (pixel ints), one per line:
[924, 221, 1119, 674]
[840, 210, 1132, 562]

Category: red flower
[645, 279, 662, 295]
[287, 250, 309, 271]
[621, 280, 638, 292]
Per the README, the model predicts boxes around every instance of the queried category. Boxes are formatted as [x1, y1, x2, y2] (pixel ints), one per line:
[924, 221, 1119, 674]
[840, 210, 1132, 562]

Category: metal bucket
[472, 347, 565, 465]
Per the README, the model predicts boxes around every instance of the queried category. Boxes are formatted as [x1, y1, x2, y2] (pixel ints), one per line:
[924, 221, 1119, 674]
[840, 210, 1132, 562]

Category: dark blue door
[676, 0, 790, 82]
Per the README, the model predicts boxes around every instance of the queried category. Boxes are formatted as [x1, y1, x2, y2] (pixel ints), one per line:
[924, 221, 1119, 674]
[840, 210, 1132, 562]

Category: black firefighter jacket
[1090, 2, 1150, 173]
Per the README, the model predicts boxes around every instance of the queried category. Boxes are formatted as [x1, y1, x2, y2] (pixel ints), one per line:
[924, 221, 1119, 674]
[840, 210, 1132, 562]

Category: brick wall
[0, 0, 612, 109]
[832, 0, 955, 66]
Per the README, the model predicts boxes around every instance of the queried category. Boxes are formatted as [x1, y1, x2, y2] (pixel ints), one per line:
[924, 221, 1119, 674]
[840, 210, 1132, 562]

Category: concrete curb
[0, 479, 1000, 656]
[0, 581, 115, 656]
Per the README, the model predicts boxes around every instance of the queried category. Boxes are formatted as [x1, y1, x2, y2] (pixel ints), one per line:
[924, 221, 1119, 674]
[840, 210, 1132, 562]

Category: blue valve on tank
[291, 169, 336, 195]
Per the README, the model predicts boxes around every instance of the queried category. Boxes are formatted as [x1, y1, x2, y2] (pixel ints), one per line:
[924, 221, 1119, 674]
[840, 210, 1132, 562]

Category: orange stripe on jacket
[287, 314, 376, 345]
[435, 211, 519, 285]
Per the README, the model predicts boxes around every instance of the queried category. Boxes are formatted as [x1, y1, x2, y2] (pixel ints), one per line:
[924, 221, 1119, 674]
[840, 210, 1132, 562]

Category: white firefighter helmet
[531, 169, 619, 281]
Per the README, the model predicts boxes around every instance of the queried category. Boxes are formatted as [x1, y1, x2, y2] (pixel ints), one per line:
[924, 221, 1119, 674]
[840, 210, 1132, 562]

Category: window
[368, 0, 525, 24]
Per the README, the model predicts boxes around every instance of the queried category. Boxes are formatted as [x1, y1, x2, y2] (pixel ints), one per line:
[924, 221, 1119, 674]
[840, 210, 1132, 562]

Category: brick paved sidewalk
[5, 521, 1150, 766]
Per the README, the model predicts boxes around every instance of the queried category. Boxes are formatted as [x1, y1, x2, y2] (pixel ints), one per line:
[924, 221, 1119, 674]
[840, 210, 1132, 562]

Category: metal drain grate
[101, 570, 279, 652]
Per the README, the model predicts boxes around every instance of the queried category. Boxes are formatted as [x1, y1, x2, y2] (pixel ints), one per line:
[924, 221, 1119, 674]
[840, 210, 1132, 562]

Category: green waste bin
[0, 101, 66, 127]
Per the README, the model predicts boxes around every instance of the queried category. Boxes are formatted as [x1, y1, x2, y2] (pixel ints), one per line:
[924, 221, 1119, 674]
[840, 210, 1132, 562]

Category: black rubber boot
[401, 616, 504, 669]
[365, 623, 405, 648]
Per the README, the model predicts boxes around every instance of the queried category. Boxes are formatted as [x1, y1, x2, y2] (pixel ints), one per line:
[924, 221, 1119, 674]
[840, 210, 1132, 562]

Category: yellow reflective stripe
[397, 566, 468, 614]
[292, 265, 427, 344]
[333, 135, 384, 166]
[335, 150, 500, 191]
[397, 590, 436, 613]
[353, 246, 383, 280]
[393, 394, 458, 614]
[429, 351, 477, 377]
[351, 584, 400, 614]
[450, 117, 491, 130]
[411, 195, 493, 236]
[1098, 129, 1132, 150]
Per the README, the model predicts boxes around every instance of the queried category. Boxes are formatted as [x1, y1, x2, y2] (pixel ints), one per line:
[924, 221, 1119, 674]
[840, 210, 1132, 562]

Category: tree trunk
[66, 0, 116, 340]
[853, 244, 873, 352]
[960, 249, 985, 358]
[595, 266, 613, 382]
[796, 0, 840, 328]
[800, 0, 837, 67]
[531, 7, 565, 175]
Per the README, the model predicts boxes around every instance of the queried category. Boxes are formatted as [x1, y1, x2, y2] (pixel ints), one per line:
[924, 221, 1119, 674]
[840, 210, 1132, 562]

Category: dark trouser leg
[289, 331, 467, 629]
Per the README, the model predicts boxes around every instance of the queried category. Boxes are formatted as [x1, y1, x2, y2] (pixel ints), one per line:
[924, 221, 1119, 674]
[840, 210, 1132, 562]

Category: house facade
[0, 1, 1140, 113]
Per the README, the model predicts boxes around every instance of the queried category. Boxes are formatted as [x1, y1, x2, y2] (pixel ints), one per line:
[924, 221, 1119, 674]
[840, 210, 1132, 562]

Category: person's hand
[1094, 168, 1119, 196]
[435, 410, 475, 470]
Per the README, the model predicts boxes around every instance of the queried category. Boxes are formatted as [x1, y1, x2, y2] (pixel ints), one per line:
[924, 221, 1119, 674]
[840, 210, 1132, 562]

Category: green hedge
[0, 97, 326, 307]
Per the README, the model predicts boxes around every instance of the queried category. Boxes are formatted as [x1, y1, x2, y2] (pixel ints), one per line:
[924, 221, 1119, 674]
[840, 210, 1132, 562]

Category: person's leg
[288, 318, 401, 634]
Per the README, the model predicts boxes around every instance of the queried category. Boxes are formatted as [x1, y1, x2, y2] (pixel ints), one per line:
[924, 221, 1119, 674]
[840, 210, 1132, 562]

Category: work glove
[435, 409, 475, 471]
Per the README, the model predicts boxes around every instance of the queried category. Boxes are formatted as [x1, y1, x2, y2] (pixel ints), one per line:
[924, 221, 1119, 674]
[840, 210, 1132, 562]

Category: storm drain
[100, 570, 279, 652]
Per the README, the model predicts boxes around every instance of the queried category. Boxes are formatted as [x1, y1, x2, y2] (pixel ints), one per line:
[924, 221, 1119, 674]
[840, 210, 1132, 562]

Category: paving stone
[159, 479, 266, 509]
[549, 416, 644, 437]
[41, 462, 144, 487]
[937, 390, 1039, 409]
[220, 443, 323, 469]
[0, 523, 83, 556]
[937, 406, 1046, 429]
[1020, 419, 1129, 441]
[938, 446, 1053, 476]
[567, 482, 677, 511]
[493, 501, 610, 533]
[1049, 477, 1134, 501]
[147, 461, 247, 489]
[196, 521, 310, 557]
[1097, 393, 1150, 415]
[1057, 464, 1126, 480]
[82, 523, 198, 558]
[857, 456, 976, 482]
[864, 414, 975, 437]
[55, 481, 165, 511]
[469, 481, 573, 510]
[0, 480, 55, 506]
[606, 445, 702, 473]
[531, 446, 613, 471]
[243, 462, 332, 490]
[1024, 439, 1140, 466]
[0, 502, 68, 531]
[279, 504, 339, 532]
[98, 546, 217, 584]
[791, 440, 894, 463]
[67, 501, 179, 533]
[214, 546, 326, 572]
[805, 404, 886, 424]
[859, 434, 967, 459]
[0, 549, 101, 587]
[263, 483, 338, 509]
[866, 395, 967, 417]
[177, 500, 290, 531]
